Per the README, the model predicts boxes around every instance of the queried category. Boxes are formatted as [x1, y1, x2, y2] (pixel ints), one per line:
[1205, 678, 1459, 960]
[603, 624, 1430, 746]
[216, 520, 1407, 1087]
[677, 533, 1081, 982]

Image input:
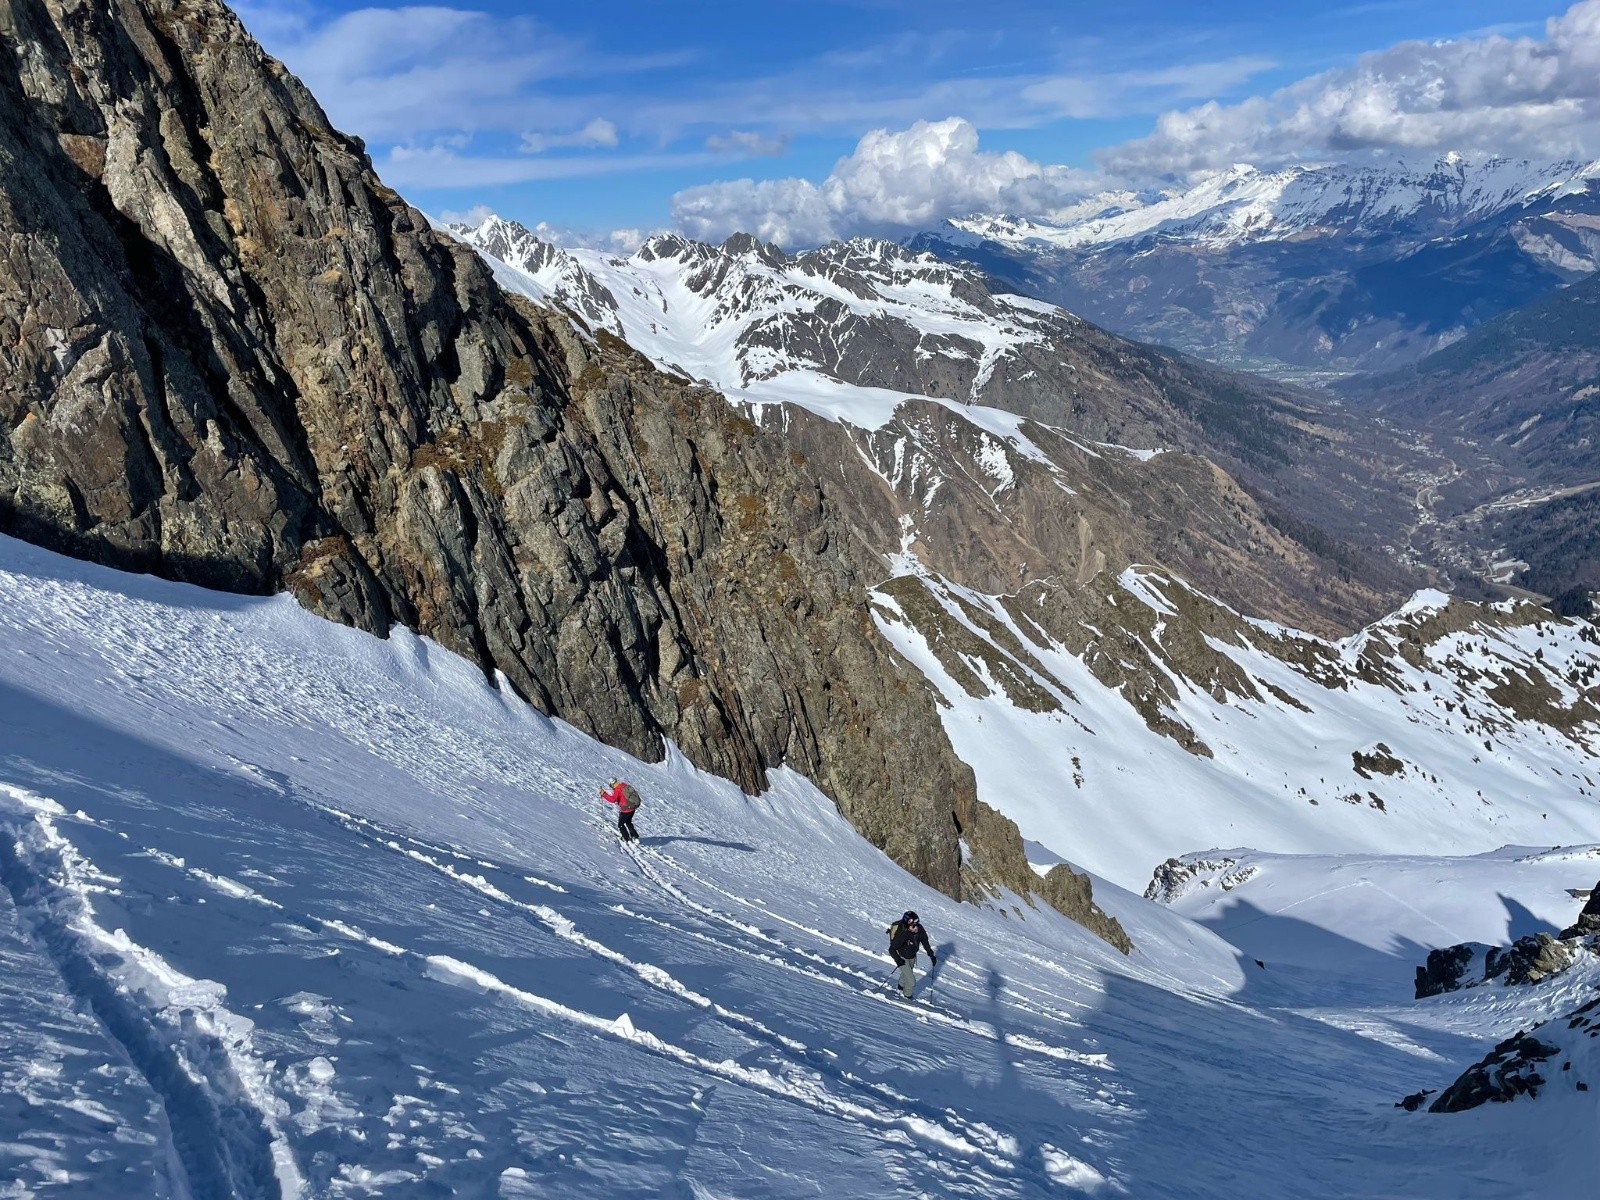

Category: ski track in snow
[300, 801, 1051, 1171]
[0, 785, 304, 1200]
[0, 766, 1052, 1194]
[2, 533, 1600, 1197]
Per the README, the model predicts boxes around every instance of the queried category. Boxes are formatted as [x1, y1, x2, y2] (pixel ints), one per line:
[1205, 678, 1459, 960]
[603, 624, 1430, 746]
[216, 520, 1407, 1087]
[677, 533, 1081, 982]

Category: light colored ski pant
[897, 957, 915, 997]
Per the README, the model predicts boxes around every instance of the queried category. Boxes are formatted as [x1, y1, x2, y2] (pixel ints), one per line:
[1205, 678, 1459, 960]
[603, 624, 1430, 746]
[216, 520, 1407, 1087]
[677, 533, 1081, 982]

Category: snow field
[1161, 846, 1600, 991]
[1, 533, 1598, 1197]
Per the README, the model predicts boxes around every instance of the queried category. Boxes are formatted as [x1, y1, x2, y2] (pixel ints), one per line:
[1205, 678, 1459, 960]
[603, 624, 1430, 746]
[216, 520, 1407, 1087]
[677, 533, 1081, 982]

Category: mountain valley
[914, 156, 1600, 377]
[1, 1, 1599, 1196]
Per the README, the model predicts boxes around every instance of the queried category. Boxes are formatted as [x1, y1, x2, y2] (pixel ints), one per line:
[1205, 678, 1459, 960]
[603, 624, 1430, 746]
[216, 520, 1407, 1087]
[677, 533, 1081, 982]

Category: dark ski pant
[618, 810, 639, 842]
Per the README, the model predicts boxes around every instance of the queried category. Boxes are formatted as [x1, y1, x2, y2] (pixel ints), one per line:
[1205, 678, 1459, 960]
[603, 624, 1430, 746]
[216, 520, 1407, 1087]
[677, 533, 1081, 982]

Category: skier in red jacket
[600, 778, 643, 842]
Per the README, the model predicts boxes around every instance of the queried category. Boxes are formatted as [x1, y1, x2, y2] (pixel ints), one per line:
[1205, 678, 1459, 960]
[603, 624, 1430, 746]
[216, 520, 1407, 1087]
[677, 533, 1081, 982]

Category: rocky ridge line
[454, 213, 1430, 597]
[0, 0, 1086, 926]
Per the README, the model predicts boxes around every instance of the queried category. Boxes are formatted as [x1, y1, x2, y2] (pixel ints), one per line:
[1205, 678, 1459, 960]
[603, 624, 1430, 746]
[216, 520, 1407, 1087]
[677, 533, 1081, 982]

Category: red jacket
[601, 782, 641, 813]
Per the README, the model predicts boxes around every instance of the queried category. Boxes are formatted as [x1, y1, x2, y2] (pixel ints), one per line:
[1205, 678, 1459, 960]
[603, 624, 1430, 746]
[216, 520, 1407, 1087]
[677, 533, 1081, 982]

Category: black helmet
[903, 910, 919, 922]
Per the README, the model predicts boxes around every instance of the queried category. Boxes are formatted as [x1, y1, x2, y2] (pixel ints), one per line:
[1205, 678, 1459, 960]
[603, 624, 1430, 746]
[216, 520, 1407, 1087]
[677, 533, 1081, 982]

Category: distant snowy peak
[448, 215, 623, 334]
[446, 213, 1076, 416]
[943, 156, 1600, 252]
[449, 210, 1408, 516]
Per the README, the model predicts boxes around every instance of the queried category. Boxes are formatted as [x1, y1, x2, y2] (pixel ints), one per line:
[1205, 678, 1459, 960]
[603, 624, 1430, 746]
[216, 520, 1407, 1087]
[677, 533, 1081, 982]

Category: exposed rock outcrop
[1414, 944, 1489, 999]
[1414, 933, 1578, 999]
[0, 0, 1017, 914]
[1423, 898, 1600, 1112]
[1430, 1031, 1565, 1112]
[1428, 990, 1600, 1113]
[1417, 886, 1600, 999]
[1038, 864, 1132, 954]
[1488, 934, 1579, 987]
[1143, 855, 1259, 905]
[1559, 880, 1600, 940]
[1352, 743, 1404, 778]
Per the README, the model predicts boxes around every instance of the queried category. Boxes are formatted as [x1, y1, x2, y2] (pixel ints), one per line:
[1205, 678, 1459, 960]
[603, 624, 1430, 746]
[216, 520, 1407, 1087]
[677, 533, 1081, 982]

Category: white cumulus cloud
[673, 117, 1094, 245]
[521, 118, 620, 154]
[1101, 1, 1600, 179]
[670, 3, 1600, 247]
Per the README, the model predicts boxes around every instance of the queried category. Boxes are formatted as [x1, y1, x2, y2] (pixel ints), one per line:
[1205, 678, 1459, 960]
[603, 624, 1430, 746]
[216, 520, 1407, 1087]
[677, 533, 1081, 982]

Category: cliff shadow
[1188, 898, 1435, 1005]
[1074, 963, 1500, 1198]
[1498, 892, 1555, 941]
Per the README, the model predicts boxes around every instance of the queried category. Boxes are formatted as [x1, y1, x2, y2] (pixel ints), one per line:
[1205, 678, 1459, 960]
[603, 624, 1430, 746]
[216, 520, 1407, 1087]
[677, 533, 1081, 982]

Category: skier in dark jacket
[886, 911, 936, 998]
[600, 778, 643, 842]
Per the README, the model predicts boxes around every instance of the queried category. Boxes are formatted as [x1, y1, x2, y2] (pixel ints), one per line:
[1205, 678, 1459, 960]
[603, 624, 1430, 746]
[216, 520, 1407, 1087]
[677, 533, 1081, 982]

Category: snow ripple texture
[2, 533, 1599, 1197]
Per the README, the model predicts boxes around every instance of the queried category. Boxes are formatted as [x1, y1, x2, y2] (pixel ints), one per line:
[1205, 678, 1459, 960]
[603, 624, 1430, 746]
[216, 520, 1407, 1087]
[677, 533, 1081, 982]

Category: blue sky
[237, 1, 1598, 245]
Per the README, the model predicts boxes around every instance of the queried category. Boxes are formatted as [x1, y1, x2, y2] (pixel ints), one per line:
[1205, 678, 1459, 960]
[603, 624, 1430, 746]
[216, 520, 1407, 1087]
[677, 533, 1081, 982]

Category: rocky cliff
[455, 215, 1430, 576]
[1428, 992, 1600, 1112]
[0, 0, 1036, 914]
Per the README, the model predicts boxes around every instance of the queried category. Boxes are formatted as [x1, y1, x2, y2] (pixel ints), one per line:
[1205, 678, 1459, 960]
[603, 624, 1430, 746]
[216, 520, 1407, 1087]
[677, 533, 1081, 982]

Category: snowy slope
[1151, 846, 1600, 990]
[945, 157, 1600, 252]
[3, 534, 1600, 1197]
[871, 571, 1600, 892]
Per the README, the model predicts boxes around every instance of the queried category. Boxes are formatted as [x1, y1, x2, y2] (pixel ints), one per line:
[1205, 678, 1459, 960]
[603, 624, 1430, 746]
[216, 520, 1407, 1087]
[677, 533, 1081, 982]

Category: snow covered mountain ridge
[908, 153, 1600, 377]
[446, 209, 1431, 590]
[874, 566, 1600, 889]
[448, 214, 1075, 417]
[936, 155, 1600, 252]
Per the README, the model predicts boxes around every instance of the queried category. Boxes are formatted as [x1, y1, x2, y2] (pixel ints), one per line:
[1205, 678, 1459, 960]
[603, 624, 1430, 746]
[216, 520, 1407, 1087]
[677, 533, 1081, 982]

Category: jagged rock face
[1486, 935, 1577, 987]
[759, 397, 1394, 636]
[1413, 935, 1577, 999]
[1415, 944, 1486, 999]
[0, 0, 1035, 911]
[540, 324, 982, 895]
[1429, 992, 1600, 1112]
[1144, 856, 1259, 905]
[1561, 882, 1600, 940]
[1037, 864, 1131, 954]
[450, 214, 1431, 576]
[1430, 1031, 1566, 1112]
